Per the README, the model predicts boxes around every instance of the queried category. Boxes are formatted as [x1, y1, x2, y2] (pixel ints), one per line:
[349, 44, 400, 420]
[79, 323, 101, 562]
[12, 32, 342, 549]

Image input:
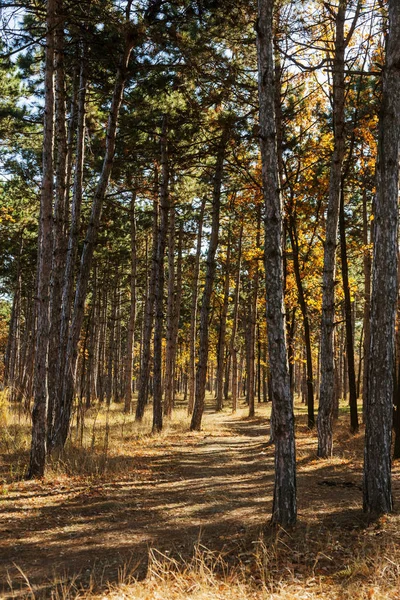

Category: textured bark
[363, 0, 400, 516]
[48, 0, 68, 445]
[153, 117, 169, 433]
[317, 1, 346, 458]
[339, 185, 358, 432]
[188, 198, 206, 415]
[52, 36, 134, 450]
[52, 42, 87, 443]
[216, 233, 231, 412]
[190, 128, 229, 431]
[27, 0, 56, 478]
[124, 193, 137, 413]
[257, 0, 296, 526]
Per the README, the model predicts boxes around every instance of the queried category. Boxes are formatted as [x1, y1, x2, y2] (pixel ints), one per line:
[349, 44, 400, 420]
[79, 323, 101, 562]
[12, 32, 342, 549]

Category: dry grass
[1, 393, 400, 599]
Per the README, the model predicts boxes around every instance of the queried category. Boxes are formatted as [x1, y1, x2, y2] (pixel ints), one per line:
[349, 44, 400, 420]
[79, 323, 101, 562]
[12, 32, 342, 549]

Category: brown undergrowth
[0, 394, 400, 599]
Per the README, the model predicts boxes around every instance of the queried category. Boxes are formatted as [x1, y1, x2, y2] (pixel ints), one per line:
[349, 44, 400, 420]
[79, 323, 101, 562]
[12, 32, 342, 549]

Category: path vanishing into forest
[1, 405, 400, 598]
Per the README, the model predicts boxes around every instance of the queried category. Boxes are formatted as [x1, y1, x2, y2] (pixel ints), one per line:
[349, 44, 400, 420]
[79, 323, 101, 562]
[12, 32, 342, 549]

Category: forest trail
[1, 403, 399, 598]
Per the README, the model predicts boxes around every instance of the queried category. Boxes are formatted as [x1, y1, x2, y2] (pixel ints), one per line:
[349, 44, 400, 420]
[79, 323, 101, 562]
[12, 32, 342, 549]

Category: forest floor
[1, 397, 400, 599]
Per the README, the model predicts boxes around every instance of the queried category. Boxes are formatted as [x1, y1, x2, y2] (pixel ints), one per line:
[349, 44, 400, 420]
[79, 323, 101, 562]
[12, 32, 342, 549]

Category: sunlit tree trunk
[257, 0, 296, 526]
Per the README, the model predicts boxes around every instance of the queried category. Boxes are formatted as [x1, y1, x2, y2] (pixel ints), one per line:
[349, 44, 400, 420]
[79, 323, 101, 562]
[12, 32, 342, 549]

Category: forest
[1, 0, 400, 597]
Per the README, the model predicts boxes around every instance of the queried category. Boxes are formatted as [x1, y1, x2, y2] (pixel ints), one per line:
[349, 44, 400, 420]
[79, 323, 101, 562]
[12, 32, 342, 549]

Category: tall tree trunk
[190, 127, 229, 431]
[164, 217, 183, 416]
[339, 184, 358, 432]
[48, 0, 68, 445]
[257, 0, 296, 526]
[53, 41, 87, 441]
[188, 198, 206, 414]
[153, 117, 169, 433]
[27, 0, 56, 478]
[52, 35, 134, 451]
[317, 1, 346, 458]
[136, 197, 158, 420]
[124, 192, 137, 413]
[216, 232, 231, 412]
[229, 224, 243, 413]
[363, 0, 400, 516]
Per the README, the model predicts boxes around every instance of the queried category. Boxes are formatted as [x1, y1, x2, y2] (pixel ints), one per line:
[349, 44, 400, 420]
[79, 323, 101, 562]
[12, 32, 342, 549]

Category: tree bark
[52, 34, 134, 450]
[27, 0, 56, 478]
[153, 116, 169, 433]
[317, 0, 346, 458]
[188, 197, 206, 414]
[288, 216, 314, 427]
[216, 232, 231, 412]
[363, 0, 400, 516]
[136, 200, 158, 420]
[48, 0, 68, 445]
[257, 0, 296, 526]
[124, 192, 137, 413]
[229, 224, 243, 413]
[190, 127, 229, 431]
[339, 184, 358, 432]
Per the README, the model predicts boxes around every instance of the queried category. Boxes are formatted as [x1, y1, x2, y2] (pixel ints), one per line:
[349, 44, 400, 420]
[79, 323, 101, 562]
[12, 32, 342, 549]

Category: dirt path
[1, 407, 399, 598]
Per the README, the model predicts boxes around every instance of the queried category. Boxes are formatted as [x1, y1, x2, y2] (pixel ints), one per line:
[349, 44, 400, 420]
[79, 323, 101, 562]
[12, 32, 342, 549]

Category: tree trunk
[124, 193, 137, 413]
[257, 0, 296, 526]
[229, 224, 243, 413]
[52, 35, 134, 450]
[153, 116, 169, 433]
[216, 233, 231, 411]
[190, 127, 229, 431]
[339, 184, 358, 432]
[27, 0, 56, 478]
[288, 217, 314, 428]
[362, 188, 371, 420]
[363, 0, 400, 516]
[48, 0, 68, 445]
[136, 197, 158, 420]
[188, 197, 206, 414]
[317, 1, 346, 458]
